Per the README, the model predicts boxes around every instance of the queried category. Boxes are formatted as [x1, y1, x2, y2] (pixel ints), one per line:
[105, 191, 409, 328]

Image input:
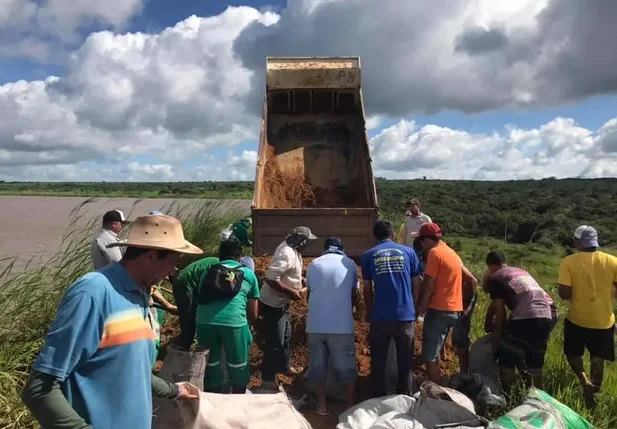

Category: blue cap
[574, 225, 599, 248]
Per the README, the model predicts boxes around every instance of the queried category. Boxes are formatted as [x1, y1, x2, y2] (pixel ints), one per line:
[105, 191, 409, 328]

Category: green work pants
[197, 324, 252, 392]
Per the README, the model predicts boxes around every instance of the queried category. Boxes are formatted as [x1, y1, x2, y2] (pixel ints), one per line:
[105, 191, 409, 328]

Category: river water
[0, 196, 251, 273]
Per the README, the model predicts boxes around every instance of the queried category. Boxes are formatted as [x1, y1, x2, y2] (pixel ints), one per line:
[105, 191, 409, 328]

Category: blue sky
[1, 0, 617, 181]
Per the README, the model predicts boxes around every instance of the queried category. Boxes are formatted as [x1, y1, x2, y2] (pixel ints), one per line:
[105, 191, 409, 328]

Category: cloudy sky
[1, 0, 617, 182]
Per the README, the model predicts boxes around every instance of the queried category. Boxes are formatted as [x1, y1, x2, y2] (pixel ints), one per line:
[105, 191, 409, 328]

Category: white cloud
[235, 0, 617, 115]
[1, 1, 617, 182]
[0, 0, 145, 61]
[370, 117, 617, 180]
[0, 8, 277, 168]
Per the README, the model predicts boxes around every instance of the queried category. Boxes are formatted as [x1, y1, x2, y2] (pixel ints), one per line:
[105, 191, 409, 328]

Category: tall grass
[0, 199, 244, 429]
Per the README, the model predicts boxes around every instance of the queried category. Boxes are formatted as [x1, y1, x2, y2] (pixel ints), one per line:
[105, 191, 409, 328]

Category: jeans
[307, 333, 356, 384]
[261, 303, 291, 382]
[369, 321, 415, 397]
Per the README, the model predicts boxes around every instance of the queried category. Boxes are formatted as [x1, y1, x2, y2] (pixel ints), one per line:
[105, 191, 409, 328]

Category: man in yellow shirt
[558, 225, 617, 409]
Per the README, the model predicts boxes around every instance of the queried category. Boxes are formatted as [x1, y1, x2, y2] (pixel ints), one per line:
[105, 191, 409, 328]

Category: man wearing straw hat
[22, 214, 202, 429]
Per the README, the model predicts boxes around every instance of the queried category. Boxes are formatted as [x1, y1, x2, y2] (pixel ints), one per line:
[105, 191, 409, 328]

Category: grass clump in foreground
[1, 205, 616, 428]
[0, 200, 245, 429]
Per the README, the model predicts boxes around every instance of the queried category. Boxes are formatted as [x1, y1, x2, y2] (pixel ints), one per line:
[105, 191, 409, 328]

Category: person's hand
[175, 382, 199, 401]
[166, 304, 178, 315]
[290, 289, 303, 301]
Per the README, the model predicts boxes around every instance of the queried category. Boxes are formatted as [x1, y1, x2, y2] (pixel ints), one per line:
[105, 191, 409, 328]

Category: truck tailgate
[252, 208, 378, 258]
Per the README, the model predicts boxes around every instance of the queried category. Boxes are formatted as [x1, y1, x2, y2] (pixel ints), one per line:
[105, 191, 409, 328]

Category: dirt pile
[259, 144, 368, 209]
[157, 256, 457, 390]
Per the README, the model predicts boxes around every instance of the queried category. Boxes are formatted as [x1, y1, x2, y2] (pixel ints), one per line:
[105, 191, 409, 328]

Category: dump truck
[251, 56, 379, 258]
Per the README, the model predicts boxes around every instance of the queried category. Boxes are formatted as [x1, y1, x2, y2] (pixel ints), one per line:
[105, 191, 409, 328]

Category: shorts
[307, 333, 356, 384]
[496, 318, 552, 370]
[563, 318, 615, 362]
[422, 309, 460, 362]
[451, 296, 477, 349]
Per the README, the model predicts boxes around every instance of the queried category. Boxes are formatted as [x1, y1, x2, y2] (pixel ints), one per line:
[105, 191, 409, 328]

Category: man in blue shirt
[22, 214, 202, 429]
[361, 220, 423, 397]
[306, 237, 359, 414]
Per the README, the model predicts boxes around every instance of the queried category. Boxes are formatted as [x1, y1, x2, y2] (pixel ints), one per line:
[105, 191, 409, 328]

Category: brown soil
[156, 256, 458, 429]
[258, 122, 370, 209]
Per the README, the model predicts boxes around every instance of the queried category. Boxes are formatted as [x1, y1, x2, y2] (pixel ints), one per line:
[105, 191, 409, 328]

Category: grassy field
[0, 200, 615, 427]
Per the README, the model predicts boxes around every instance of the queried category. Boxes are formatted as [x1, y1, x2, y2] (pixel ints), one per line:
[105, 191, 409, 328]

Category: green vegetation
[3, 177, 617, 246]
[0, 181, 254, 199]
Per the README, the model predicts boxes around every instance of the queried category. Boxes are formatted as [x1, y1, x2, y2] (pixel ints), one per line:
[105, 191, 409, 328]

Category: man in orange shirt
[416, 222, 464, 384]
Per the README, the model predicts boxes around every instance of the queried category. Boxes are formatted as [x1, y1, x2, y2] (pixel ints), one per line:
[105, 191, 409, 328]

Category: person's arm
[417, 275, 435, 316]
[461, 265, 478, 315]
[97, 239, 113, 266]
[409, 249, 424, 312]
[484, 301, 496, 333]
[22, 288, 102, 429]
[557, 259, 572, 300]
[492, 298, 507, 348]
[151, 374, 198, 400]
[22, 371, 93, 429]
[350, 261, 360, 309]
[152, 289, 177, 314]
[264, 249, 301, 299]
[152, 374, 180, 398]
[246, 272, 260, 326]
[487, 279, 507, 346]
[417, 250, 440, 315]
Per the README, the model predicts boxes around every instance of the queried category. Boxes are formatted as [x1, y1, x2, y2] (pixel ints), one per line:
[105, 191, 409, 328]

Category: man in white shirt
[259, 226, 318, 390]
[306, 237, 358, 414]
[400, 199, 431, 247]
[90, 210, 129, 269]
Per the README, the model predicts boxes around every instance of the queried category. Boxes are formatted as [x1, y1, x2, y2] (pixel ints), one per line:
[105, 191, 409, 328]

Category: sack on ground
[152, 344, 209, 429]
[449, 373, 506, 408]
[337, 382, 488, 429]
[178, 389, 312, 429]
[489, 388, 593, 429]
[198, 263, 245, 304]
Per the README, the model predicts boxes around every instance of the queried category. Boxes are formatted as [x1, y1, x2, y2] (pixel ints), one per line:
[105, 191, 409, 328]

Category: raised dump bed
[251, 57, 379, 258]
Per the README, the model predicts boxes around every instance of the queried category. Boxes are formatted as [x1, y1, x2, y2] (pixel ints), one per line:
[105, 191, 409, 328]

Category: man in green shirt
[196, 239, 260, 393]
[227, 217, 252, 247]
[172, 256, 220, 349]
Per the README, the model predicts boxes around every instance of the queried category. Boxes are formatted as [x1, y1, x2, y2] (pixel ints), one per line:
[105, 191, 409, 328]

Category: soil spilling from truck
[157, 256, 458, 429]
[257, 116, 372, 209]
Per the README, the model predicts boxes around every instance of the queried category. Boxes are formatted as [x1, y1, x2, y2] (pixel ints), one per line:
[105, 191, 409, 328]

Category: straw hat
[107, 214, 203, 255]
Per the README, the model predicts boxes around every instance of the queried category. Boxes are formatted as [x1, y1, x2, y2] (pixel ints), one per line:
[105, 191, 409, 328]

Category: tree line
[2, 178, 616, 246]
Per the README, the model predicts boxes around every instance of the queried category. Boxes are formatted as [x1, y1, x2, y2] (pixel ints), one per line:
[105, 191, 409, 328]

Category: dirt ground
[156, 256, 458, 429]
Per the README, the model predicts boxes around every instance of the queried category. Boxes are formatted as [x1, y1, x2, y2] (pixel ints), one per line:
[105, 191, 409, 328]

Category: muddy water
[0, 196, 251, 273]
